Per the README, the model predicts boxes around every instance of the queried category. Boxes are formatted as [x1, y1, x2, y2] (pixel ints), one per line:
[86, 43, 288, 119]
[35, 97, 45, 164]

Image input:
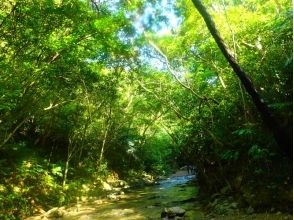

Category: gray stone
[45, 207, 66, 218]
[161, 207, 186, 218]
[102, 181, 112, 191]
[246, 206, 254, 214]
[107, 193, 117, 200]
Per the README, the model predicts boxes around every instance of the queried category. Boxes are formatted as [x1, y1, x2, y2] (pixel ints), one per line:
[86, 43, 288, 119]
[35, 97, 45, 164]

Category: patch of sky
[89, 0, 121, 12]
[133, 0, 182, 36]
[117, 30, 134, 45]
[174, 66, 187, 79]
[207, 76, 218, 86]
[134, 0, 184, 73]
[87, 0, 185, 77]
[138, 45, 166, 71]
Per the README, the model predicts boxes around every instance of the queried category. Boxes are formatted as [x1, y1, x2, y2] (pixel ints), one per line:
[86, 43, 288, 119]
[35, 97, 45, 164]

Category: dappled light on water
[62, 175, 203, 219]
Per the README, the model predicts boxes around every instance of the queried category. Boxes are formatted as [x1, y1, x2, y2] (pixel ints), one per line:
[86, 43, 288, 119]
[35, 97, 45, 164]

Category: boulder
[45, 207, 66, 218]
[107, 193, 117, 200]
[101, 181, 112, 191]
[161, 207, 186, 218]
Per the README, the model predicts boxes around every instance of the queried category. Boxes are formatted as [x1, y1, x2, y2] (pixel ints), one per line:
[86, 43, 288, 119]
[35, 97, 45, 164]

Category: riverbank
[26, 172, 292, 220]
[26, 174, 201, 219]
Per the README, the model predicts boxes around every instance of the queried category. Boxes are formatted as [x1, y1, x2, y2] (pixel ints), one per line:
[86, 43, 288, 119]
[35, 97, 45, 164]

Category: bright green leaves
[51, 165, 63, 177]
[53, 0, 62, 6]
[0, 0, 292, 217]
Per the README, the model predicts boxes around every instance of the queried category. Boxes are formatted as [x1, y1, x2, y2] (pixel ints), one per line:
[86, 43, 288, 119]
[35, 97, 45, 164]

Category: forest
[0, 0, 292, 219]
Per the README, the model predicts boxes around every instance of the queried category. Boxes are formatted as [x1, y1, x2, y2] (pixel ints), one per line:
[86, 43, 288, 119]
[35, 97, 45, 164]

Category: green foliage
[163, 0, 292, 212]
[51, 165, 63, 177]
[232, 128, 254, 137]
[0, 158, 61, 218]
[96, 161, 110, 177]
[220, 150, 240, 161]
[0, 0, 292, 218]
[248, 145, 269, 160]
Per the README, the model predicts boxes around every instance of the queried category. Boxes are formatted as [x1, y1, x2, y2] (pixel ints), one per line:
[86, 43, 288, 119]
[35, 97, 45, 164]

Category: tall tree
[191, 0, 292, 159]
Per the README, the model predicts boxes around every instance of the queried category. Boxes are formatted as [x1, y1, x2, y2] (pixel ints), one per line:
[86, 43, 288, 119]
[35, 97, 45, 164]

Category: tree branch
[191, 0, 292, 159]
[147, 39, 219, 105]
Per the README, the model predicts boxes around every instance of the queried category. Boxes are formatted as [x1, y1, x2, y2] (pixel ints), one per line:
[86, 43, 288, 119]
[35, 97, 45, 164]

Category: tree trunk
[63, 160, 69, 188]
[0, 118, 27, 149]
[63, 135, 75, 187]
[191, 0, 292, 159]
[99, 123, 109, 165]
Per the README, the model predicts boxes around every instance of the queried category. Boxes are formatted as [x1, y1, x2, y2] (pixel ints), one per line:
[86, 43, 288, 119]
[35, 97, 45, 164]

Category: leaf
[248, 144, 269, 160]
[232, 128, 254, 136]
[51, 166, 63, 177]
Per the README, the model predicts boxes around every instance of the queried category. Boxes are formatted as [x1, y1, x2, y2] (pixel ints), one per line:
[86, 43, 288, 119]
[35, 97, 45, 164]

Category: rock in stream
[161, 206, 186, 219]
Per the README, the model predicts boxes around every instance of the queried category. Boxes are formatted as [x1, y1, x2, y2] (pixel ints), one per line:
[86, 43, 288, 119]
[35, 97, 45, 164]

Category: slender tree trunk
[63, 160, 69, 188]
[63, 135, 75, 187]
[99, 123, 109, 164]
[191, 0, 292, 159]
[98, 106, 113, 166]
[0, 118, 27, 149]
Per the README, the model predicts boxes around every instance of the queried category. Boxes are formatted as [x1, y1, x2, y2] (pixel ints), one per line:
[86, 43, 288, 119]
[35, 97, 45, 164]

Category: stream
[27, 173, 293, 220]
[63, 174, 203, 219]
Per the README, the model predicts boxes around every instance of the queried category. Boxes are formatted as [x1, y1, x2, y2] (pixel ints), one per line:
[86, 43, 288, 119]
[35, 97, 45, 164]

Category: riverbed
[27, 172, 292, 220]
[62, 174, 203, 219]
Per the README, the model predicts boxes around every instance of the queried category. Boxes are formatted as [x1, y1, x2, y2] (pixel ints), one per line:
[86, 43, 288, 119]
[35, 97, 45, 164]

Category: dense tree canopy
[0, 0, 292, 219]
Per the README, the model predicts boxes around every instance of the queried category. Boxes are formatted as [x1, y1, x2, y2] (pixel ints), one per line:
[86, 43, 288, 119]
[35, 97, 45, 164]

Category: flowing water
[63, 174, 204, 219]
[28, 173, 292, 220]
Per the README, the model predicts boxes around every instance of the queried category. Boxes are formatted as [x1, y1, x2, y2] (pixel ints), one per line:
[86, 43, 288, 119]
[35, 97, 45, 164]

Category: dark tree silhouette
[191, 0, 292, 159]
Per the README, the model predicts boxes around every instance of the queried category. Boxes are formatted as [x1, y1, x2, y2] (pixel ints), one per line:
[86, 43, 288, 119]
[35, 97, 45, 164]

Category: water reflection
[64, 174, 203, 219]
